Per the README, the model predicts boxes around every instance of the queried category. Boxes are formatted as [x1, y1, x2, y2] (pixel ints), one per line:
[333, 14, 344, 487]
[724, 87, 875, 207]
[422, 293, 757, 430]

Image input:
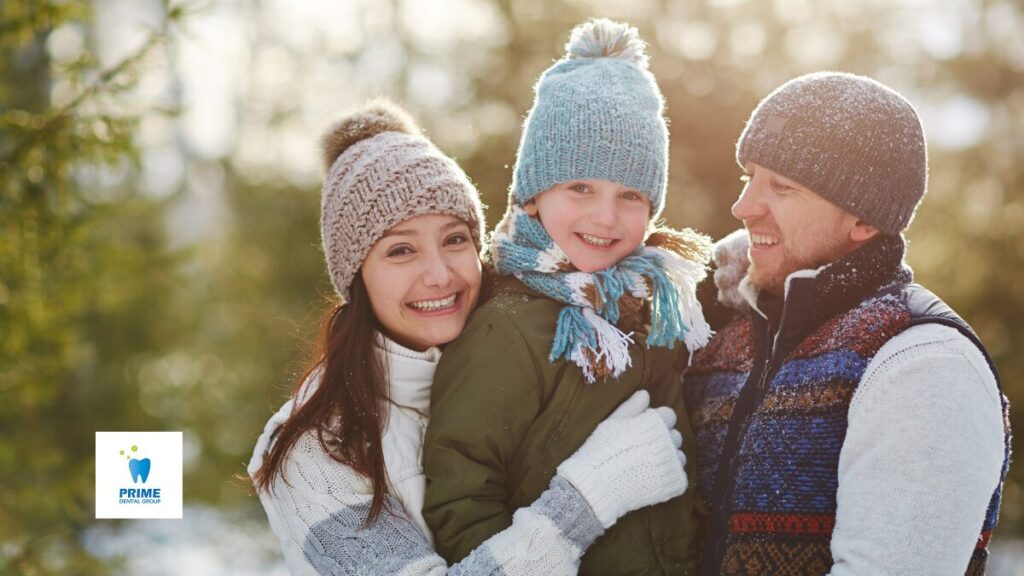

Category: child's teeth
[581, 233, 613, 246]
[410, 294, 457, 311]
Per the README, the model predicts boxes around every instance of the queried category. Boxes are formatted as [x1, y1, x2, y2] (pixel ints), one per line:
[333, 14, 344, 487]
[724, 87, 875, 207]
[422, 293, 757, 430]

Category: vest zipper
[707, 320, 778, 574]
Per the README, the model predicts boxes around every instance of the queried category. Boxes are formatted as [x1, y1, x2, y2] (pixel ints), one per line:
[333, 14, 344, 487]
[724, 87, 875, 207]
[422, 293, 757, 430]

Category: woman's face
[360, 214, 482, 351]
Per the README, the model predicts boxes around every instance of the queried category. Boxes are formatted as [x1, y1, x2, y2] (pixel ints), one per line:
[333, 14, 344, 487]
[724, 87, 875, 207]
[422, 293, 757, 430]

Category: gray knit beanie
[320, 99, 485, 302]
[737, 71, 928, 235]
[511, 19, 669, 218]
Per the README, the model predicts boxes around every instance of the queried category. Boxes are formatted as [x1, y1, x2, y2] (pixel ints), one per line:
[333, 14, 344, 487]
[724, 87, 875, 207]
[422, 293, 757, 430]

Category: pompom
[321, 98, 420, 171]
[565, 18, 649, 68]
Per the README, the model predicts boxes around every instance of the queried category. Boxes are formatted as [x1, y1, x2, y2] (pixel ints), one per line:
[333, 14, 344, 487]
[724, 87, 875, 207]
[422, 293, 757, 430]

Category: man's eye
[770, 180, 794, 193]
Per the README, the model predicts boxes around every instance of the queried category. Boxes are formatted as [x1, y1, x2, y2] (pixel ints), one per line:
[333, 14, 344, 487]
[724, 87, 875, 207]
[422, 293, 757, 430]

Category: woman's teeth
[409, 294, 457, 311]
[580, 233, 613, 247]
[751, 233, 779, 246]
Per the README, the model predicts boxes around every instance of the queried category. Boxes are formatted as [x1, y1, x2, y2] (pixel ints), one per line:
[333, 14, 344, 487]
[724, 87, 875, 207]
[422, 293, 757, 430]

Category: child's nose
[590, 197, 617, 228]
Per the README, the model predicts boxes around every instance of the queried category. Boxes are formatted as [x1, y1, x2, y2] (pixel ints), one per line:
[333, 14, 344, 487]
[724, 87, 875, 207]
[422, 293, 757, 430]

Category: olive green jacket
[423, 277, 702, 575]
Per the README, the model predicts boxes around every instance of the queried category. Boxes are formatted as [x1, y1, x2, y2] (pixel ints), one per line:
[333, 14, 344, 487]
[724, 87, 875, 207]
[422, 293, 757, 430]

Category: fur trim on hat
[565, 18, 649, 69]
[320, 99, 420, 171]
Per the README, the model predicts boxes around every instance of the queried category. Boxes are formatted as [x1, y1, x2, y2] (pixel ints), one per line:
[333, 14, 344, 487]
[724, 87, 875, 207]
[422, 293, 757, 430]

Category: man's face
[732, 163, 862, 296]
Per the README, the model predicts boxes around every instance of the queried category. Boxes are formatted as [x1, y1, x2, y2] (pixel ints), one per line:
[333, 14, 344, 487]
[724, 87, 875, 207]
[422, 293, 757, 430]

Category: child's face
[525, 179, 651, 273]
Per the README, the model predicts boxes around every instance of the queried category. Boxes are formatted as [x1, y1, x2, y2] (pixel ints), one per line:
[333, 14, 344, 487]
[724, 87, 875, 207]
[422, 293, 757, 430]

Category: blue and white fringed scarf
[490, 204, 713, 383]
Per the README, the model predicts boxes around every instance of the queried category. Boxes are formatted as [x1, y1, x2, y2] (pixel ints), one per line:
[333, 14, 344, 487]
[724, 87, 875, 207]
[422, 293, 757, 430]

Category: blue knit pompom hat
[510, 19, 669, 218]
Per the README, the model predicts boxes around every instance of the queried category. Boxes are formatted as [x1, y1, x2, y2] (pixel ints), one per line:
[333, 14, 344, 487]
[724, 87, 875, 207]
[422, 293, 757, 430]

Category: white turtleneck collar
[374, 334, 441, 413]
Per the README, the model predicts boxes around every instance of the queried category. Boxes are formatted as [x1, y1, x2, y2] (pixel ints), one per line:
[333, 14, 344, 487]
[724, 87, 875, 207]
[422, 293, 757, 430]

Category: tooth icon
[128, 458, 151, 484]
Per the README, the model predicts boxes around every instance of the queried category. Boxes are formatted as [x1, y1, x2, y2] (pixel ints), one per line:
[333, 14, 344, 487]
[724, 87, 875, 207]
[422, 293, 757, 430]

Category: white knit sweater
[828, 322, 1004, 576]
[248, 336, 606, 575]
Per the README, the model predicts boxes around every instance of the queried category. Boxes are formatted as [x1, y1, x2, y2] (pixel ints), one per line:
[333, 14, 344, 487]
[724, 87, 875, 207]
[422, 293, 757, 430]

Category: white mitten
[556, 390, 687, 529]
[713, 229, 751, 311]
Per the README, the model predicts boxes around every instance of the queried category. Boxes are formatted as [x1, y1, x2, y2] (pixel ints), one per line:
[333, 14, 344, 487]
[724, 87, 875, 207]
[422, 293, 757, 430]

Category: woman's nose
[420, 250, 454, 287]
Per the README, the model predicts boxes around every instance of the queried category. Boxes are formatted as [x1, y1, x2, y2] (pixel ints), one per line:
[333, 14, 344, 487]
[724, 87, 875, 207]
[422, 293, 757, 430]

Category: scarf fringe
[493, 204, 711, 382]
[554, 307, 634, 383]
[651, 247, 713, 351]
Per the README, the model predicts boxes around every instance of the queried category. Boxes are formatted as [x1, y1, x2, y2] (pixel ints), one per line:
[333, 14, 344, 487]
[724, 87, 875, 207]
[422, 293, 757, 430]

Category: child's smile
[525, 179, 651, 273]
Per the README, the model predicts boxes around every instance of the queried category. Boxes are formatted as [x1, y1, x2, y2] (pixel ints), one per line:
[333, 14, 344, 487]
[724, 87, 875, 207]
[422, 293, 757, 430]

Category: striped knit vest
[684, 236, 1010, 575]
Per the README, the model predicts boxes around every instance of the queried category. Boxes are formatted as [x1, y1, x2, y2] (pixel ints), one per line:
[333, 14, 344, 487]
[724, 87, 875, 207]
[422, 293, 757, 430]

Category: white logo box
[96, 431, 183, 519]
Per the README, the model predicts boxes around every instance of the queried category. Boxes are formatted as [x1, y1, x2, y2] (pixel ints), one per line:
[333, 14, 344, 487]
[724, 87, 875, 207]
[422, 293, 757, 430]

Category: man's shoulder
[871, 322, 993, 375]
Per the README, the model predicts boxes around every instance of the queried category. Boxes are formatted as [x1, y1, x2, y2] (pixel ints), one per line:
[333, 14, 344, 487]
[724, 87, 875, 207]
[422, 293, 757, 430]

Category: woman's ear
[523, 200, 538, 217]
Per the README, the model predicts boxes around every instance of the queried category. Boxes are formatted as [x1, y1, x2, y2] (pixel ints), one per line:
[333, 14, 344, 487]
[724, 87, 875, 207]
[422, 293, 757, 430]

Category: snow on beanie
[737, 71, 928, 235]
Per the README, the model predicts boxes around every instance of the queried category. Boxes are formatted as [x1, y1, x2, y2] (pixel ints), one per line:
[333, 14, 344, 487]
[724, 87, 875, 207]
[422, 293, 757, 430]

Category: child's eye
[621, 190, 643, 202]
[568, 183, 590, 194]
[445, 233, 469, 246]
[386, 245, 414, 258]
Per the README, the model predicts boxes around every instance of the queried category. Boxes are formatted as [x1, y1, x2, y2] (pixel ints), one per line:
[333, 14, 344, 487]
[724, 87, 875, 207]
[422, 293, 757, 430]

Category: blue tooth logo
[129, 457, 151, 484]
[120, 444, 152, 484]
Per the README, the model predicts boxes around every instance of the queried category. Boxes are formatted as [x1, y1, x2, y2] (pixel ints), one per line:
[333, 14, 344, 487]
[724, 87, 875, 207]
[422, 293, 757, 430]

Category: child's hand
[555, 390, 687, 529]
[713, 229, 751, 311]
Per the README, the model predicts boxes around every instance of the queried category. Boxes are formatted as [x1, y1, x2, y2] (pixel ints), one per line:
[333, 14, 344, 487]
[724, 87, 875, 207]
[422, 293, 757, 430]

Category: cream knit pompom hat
[319, 99, 485, 302]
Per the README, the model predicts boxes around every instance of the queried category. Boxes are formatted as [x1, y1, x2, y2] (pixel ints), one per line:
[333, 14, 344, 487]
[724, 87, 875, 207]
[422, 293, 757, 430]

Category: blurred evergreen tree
[0, 1, 191, 572]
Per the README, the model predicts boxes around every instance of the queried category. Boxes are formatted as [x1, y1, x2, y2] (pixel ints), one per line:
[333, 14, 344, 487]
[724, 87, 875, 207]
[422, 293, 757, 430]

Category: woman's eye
[386, 245, 414, 258]
[621, 190, 642, 201]
[445, 233, 469, 246]
[568, 183, 590, 194]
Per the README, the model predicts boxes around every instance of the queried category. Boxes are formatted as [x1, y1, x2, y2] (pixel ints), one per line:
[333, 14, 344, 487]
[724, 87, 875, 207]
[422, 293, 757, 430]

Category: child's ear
[523, 200, 539, 217]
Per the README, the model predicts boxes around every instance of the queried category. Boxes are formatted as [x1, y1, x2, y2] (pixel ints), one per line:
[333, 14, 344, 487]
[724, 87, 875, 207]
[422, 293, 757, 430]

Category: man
[684, 72, 1010, 575]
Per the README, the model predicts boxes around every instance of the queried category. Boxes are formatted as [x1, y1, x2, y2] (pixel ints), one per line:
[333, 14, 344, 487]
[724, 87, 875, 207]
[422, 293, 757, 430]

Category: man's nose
[731, 176, 767, 221]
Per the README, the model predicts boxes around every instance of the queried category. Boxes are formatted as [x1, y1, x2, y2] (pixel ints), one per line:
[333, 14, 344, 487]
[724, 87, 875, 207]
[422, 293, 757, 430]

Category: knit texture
[831, 324, 1007, 576]
[511, 19, 669, 216]
[320, 100, 485, 301]
[248, 336, 607, 575]
[711, 229, 751, 311]
[490, 204, 711, 382]
[737, 72, 927, 234]
[684, 236, 1009, 575]
[556, 390, 687, 529]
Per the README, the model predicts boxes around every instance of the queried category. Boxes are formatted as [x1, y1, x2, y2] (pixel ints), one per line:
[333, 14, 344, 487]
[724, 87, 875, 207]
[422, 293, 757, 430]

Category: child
[423, 19, 710, 575]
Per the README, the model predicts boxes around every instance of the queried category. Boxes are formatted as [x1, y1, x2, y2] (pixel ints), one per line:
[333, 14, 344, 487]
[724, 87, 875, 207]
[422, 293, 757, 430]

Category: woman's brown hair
[251, 273, 391, 526]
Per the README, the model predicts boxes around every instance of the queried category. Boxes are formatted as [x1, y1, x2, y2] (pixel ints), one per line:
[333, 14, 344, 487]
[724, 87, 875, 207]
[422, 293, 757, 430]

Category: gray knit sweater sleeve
[252, 428, 604, 576]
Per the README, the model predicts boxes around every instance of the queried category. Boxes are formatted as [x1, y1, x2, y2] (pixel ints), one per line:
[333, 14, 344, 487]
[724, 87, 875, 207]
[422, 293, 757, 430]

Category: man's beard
[748, 235, 850, 296]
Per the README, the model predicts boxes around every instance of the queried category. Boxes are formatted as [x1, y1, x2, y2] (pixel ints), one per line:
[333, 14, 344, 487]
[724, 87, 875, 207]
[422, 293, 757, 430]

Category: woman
[248, 100, 690, 575]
